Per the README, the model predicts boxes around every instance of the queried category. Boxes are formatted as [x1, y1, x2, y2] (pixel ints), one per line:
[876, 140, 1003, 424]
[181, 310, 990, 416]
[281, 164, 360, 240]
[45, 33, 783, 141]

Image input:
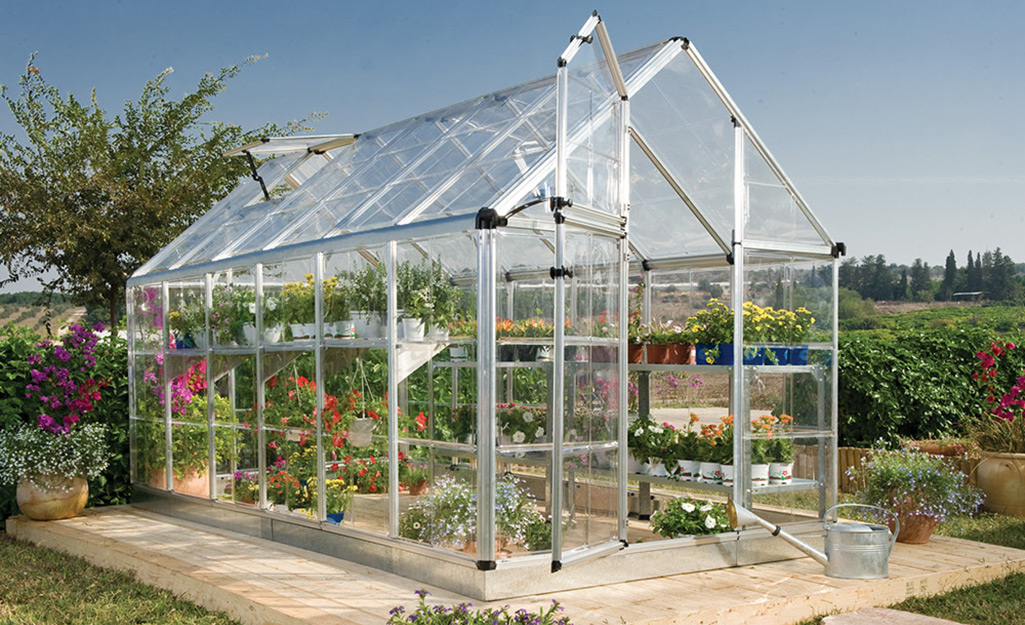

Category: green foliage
[836, 325, 1008, 446]
[387, 590, 571, 625]
[0, 55, 314, 327]
[649, 496, 731, 538]
[850, 446, 982, 522]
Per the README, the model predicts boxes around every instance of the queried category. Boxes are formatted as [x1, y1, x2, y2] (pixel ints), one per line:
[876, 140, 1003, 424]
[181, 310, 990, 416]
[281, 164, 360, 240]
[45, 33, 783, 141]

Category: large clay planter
[976, 451, 1025, 517]
[17, 477, 88, 520]
[146, 466, 210, 498]
[889, 513, 939, 544]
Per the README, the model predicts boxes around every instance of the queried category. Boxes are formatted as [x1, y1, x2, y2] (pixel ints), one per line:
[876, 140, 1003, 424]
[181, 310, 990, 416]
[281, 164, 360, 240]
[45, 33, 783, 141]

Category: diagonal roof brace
[628, 126, 732, 257]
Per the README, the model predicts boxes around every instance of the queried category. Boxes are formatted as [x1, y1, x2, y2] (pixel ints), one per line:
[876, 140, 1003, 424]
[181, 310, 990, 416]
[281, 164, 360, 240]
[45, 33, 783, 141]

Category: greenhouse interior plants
[127, 13, 842, 600]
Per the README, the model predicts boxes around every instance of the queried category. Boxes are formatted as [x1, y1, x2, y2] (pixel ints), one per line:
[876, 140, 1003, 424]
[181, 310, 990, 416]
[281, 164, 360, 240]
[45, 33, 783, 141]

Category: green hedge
[0, 326, 129, 522]
[837, 326, 1025, 446]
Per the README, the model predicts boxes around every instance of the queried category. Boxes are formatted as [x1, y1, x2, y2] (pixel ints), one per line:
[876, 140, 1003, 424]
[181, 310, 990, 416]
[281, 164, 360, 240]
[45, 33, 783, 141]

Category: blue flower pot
[789, 346, 809, 366]
[742, 347, 763, 366]
[326, 512, 345, 525]
[696, 343, 733, 365]
[762, 346, 789, 365]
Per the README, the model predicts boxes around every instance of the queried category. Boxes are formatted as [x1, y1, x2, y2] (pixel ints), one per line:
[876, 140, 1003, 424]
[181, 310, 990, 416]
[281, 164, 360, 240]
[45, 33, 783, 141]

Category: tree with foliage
[0, 55, 313, 328]
[937, 250, 958, 301]
[909, 258, 933, 302]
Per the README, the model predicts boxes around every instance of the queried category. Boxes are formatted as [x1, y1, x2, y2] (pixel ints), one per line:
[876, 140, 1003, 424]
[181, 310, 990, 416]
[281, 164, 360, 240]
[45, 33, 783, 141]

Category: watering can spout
[726, 498, 828, 567]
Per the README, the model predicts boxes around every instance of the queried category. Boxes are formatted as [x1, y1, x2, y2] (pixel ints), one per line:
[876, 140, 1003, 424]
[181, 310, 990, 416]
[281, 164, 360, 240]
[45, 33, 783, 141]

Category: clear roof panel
[628, 50, 735, 245]
[743, 133, 827, 246]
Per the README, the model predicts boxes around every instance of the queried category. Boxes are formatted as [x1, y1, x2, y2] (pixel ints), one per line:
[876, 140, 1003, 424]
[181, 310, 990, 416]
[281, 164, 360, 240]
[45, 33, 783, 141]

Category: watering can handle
[824, 504, 900, 555]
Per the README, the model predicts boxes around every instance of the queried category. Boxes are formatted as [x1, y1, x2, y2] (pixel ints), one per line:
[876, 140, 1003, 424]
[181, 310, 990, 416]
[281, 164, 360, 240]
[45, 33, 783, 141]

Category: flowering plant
[387, 590, 570, 625]
[210, 284, 254, 344]
[686, 299, 733, 345]
[497, 403, 546, 444]
[448, 317, 477, 338]
[278, 275, 315, 326]
[850, 445, 982, 523]
[231, 470, 259, 503]
[628, 418, 678, 462]
[0, 323, 113, 488]
[699, 415, 733, 464]
[398, 474, 550, 551]
[642, 320, 690, 345]
[650, 496, 731, 538]
[0, 421, 109, 488]
[970, 339, 1025, 453]
[168, 290, 206, 345]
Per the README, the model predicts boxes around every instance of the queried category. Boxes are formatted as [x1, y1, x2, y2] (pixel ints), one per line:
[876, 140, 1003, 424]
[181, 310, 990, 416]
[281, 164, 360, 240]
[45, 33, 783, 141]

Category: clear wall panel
[164, 353, 210, 497]
[210, 269, 256, 348]
[262, 352, 319, 517]
[211, 354, 257, 504]
[744, 134, 825, 245]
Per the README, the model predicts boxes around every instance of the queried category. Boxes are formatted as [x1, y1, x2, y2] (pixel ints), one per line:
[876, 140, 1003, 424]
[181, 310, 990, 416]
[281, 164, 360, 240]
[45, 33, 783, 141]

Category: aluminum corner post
[616, 94, 631, 542]
[315, 253, 327, 522]
[162, 280, 173, 491]
[475, 224, 498, 567]
[255, 264, 268, 510]
[550, 56, 570, 571]
[829, 256, 841, 514]
[386, 242, 400, 537]
[206, 279, 217, 500]
[126, 288, 137, 485]
[730, 121, 749, 509]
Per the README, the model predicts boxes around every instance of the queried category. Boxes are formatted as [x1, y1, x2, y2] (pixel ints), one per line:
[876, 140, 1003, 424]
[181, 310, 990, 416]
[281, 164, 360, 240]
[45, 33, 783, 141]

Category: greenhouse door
[549, 13, 630, 571]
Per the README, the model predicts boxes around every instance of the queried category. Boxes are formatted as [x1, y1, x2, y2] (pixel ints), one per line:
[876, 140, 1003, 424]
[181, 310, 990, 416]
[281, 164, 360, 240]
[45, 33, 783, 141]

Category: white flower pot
[262, 325, 282, 343]
[536, 346, 553, 362]
[348, 418, 374, 447]
[449, 346, 468, 361]
[242, 324, 257, 345]
[647, 459, 669, 478]
[401, 317, 424, 341]
[350, 311, 381, 338]
[676, 459, 699, 482]
[289, 323, 307, 340]
[334, 320, 356, 339]
[191, 332, 208, 350]
[751, 463, 770, 486]
[769, 461, 794, 485]
[626, 455, 643, 474]
[698, 461, 722, 483]
[303, 323, 318, 340]
[428, 326, 450, 342]
[721, 463, 735, 487]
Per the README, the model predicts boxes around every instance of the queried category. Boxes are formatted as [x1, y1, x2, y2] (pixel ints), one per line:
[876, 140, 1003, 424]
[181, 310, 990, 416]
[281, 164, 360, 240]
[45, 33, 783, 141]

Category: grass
[0, 532, 242, 625]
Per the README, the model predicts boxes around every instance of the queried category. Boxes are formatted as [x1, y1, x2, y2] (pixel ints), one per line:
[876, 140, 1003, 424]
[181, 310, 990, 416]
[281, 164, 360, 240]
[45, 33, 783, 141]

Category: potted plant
[697, 415, 732, 483]
[628, 418, 678, 477]
[643, 319, 692, 364]
[3, 324, 112, 520]
[849, 445, 982, 543]
[497, 403, 547, 445]
[671, 412, 701, 481]
[650, 496, 732, 538]
[768, 413, 795, 484]
[350, 263, 387, 338]
[322, 275, 353, 338]
[687, 299, 734, 365]
[750, 414, 776, 486]
[279, 275, 316, 340]
[627, 311, 644, 363]
[231, 470, 259, 504]
[169, 290, 206, 349]
[401, 463, 431, 496]
[310, 477, 357, 524]
[969, 339, 1025, 516]
[210, 284, 254, 346]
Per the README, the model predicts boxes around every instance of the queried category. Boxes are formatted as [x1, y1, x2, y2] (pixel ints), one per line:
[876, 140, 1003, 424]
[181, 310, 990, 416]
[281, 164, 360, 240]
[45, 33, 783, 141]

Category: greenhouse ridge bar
[127, 12, 841, 599]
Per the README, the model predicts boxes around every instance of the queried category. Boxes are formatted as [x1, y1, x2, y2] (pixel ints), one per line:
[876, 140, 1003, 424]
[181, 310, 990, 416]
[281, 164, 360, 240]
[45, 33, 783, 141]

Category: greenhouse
[127, 13, 841, 600]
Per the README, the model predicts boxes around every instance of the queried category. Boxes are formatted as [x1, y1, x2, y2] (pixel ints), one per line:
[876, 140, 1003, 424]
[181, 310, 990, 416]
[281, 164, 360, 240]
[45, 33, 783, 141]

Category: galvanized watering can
[727, 500, 899, 579]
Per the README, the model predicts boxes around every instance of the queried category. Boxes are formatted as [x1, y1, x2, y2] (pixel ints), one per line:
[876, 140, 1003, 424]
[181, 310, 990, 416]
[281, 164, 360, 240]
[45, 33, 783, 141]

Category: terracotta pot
[146, 465, 210, 498]
[976, 451, 1025, 517]
[627, 344, 644, 363]
[664, 343, 694, 365]
[645, 344, 670, 364]
[17, 476, 88, 521]
[889, 513, 939, 544]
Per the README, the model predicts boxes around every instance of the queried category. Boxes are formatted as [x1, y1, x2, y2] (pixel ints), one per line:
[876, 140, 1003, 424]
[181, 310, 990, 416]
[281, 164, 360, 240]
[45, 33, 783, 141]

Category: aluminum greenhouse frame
[128, 13, 842, 600]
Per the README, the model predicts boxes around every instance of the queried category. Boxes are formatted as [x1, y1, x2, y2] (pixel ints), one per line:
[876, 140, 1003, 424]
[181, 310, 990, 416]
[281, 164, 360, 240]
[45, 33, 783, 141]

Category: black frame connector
[550, 266, 574, 280]
[475, 207, 508, 230]
[832, 242, 847, 258]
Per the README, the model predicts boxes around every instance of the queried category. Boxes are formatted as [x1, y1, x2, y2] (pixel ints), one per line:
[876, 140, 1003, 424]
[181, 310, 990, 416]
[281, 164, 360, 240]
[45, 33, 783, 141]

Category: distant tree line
[838, 249, 1021, 303]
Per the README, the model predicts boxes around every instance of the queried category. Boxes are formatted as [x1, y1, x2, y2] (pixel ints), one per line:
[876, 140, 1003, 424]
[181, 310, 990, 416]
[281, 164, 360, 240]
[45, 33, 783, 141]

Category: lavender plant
[850, 445, 982, 522]
[387, 590, 571, 625]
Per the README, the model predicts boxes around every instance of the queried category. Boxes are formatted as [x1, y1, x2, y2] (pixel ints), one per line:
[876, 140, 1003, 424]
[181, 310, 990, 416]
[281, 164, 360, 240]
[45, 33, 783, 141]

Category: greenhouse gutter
[128, 212, 477, 285]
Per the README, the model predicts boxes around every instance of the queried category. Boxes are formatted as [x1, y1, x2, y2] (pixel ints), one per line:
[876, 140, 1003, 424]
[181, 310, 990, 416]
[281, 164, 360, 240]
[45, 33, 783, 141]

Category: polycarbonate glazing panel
[628, 141, 725, 259]
[166, 278, 207, 350]
[209, 269, 256, 347]
[130, 284, 165, 351]
[743, 134, 826, 245]
[629, 51, 735, 244]
[136, 154, 306, 276]
[262, 353, 319, 517]
[488, 461, 551, 558]
[565, 42, 621, 214]
[210, 355, 258, 503]
[174, 199, 283, 268]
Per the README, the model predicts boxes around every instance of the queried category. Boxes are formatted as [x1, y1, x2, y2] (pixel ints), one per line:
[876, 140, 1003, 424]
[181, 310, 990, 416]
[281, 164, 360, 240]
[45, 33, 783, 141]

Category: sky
[1, 0, 1023, 291]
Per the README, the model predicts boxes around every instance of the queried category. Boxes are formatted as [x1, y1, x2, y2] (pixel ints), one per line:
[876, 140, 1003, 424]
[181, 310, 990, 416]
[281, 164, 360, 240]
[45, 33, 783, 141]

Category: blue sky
[1, 0, 1023, 291]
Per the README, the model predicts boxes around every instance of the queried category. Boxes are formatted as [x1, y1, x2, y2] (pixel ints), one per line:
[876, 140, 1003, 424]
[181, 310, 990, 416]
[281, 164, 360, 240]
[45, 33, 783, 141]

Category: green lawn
[0, 532, 241, 625]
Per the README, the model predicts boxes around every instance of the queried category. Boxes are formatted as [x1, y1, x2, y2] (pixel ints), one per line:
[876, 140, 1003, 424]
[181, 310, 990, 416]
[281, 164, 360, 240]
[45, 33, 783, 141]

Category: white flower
[704, 515, 716, 529]
[266, 297, 278, 311]
[248, 302, 257, 314]
[512, 431, 526, 444]
[681, 502, 695, 513]
[634, 428, 644, 438]
[651, 425, 663, 434]
[535, 426, 545, 439]
[700, 503, 712, 512]
[523, 412, 534, 423]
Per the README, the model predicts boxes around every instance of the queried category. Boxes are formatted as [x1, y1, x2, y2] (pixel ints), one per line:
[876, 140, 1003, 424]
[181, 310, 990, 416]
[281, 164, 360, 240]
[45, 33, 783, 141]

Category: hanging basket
[349, 418, 375, 447]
